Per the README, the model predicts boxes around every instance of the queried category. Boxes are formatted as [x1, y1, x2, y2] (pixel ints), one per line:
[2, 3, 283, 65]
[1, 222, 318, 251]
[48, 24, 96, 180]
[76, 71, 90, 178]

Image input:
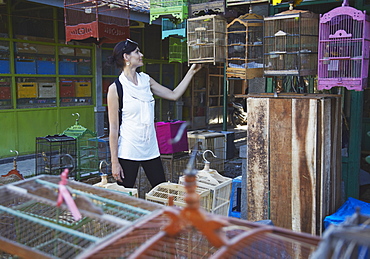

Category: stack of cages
[179, 163, 232, 216]
[264, 9, 319, 92]
[169, 37, 188, 63]
[317, 3, 370, 91]
[187, 130, 226, 172]
[150, 0, 188, 24]
[162, 18, 187, 39]
[145, 182, 211, 211]
[62, 117, 99, 180]
[227, 12, 264, 80]
[187, 14, 227, 65]
[35, 135, 77, 177]
[188, 0, 225, 17]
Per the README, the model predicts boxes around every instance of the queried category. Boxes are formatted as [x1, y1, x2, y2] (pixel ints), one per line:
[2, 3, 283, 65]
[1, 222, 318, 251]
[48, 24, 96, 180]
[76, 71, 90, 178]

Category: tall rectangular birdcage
[150, 0, 188, 24]
[227, 13, 264, 80]
[317, 4, 370, 91]
[64, 0, 130, 44]
[35, 135, 77, 177]
[188, 0, 225, 17]
[264, 10, 319, 76]
[169, 37, 188, 63]
[187, 15, 227, 64]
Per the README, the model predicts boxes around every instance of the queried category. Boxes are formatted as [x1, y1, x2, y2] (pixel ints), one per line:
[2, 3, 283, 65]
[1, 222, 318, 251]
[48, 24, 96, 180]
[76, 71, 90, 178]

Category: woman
[107, 39, 202, 188]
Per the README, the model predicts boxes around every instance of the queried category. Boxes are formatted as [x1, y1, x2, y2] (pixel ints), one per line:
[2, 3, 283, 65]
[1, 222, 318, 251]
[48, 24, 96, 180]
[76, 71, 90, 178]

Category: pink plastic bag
[155, 121, 188, 154]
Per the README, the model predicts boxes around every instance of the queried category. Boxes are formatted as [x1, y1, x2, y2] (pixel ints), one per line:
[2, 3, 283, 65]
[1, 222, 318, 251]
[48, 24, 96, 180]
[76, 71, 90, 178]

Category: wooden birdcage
[169, 37, 188, 63]
[264, 9, 319, 76]
[227, 12, 264, 80]
[318, 1, 370, 91]
[189, 0, 225, 17]
[162, 18, 187, 39]
[187, 15, 227, 65]
[64, 0, 130, 44]
[150, 0, 188, 24]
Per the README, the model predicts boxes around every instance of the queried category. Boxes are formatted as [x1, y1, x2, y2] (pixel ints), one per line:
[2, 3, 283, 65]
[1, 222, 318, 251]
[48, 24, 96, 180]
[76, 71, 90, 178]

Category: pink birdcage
[64, 0, 130, 45]
[318, 0, 370, 91]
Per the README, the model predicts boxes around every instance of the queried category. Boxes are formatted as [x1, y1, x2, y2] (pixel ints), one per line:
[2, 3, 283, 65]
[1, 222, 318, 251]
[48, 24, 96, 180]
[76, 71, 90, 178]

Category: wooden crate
[187, 15, 226, 65]
[245, 93, 342, 235]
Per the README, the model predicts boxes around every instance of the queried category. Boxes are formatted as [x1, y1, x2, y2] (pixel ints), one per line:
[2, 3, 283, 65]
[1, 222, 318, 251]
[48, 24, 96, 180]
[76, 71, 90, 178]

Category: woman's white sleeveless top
[117, 72, 160, 161]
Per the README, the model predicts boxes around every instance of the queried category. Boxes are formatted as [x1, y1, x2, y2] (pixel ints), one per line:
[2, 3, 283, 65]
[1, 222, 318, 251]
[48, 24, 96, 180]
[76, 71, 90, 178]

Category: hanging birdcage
[162, 18, 187, 39]
[169, 37, 188, 63]
[62, 114, 99, 180]
[187, 15, 227, 65]
[317, 1, 370, 91]
[149, 0, 188, 24]
[227, 12, 264, 79]
[188, 0, 225, 17]
[264, 9, 319, 76]
[64, 0, 130, 44]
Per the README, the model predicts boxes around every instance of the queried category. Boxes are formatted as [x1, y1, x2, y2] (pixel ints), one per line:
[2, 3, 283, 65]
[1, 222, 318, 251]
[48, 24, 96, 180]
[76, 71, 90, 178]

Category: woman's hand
[189, 63, 202, 74]
[111, 161, 124, 182]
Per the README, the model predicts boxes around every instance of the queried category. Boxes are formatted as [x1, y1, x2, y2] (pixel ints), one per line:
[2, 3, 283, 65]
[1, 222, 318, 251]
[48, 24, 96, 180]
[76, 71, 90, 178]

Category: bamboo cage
[169, 37, 188, 63]
[264, 9, 319, 76]
[227, 12, 264, 79]
[187, 15, 227, 64]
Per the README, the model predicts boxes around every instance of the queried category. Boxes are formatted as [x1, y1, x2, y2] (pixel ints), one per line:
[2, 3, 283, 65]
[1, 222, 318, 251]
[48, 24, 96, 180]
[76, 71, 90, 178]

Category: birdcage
[187, 130, 226, 172]
[162, 18, 187, 39]
[169, 37, 188, 63]
[179, 161, 232, 216]
[64, 0, 130, 44]
[188, 0, 225, 17]
[187, 15, 227, 64]
[228, 175, 242, 218]
[150, 0, 188, 24]
[317, 2, 370, 91]
[77, 174, 322, 259]
[0, 175, 162, 258]
[264, 9, 319, 76]
[145, 182, 211, 211]
[62, 114, 99, 180]
[35, 134, 77, 177]
[227, 12, 264, 79]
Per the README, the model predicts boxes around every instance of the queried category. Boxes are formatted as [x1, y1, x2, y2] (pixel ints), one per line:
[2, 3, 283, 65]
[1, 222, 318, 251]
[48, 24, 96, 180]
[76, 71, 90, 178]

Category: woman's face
[125, 47, 143, 68]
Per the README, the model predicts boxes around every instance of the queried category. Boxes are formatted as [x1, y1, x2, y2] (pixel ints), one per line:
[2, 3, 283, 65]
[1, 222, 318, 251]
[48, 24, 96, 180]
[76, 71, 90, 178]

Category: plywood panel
[269, 98, 292, 230]
[246, 97, 269, 221]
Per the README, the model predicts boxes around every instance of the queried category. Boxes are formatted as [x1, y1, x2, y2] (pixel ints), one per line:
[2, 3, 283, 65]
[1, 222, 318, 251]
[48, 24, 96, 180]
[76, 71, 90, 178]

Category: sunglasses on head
[122, 39, 138, 52]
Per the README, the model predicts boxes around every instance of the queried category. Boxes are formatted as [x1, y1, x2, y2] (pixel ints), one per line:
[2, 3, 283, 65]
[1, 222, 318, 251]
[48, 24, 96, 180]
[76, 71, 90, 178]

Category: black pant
[116, 156, 166, 188]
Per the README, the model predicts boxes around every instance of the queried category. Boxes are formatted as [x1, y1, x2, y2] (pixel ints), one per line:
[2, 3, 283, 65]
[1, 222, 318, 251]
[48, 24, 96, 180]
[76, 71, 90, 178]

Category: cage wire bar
[317, 2, 370, 91]
[188, 0, 226, 17]
[64, 0, 130, 44]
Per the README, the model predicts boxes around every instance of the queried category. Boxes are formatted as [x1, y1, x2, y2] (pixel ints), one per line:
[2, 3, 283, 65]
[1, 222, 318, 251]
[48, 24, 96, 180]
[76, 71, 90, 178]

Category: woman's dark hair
[106, 39, 139, 69]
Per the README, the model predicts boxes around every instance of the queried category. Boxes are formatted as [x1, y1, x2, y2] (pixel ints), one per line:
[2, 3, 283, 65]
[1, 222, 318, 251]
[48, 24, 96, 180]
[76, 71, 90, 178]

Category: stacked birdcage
[227, 12, 264, 79]
[162, 18, 187, 39]
[0, 175, 161, 258]
[62, 114, 99, 180]
[35, 134, 77, 177]
[264, 9, 319, 76]
[188, 0, 225, 17]
[169, 37, 188, 63]
[317, 2, 370, 91]
[145, 182, 211, 211]
[187, 14, 227, 65]
[149, 0, 188, 24]
[64, 0, 130, 44]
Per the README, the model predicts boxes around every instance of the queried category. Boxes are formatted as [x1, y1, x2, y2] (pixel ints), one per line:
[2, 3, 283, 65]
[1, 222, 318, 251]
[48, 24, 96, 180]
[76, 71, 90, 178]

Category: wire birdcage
[227, 12, 264, 79]
[162, 18, 187, 39]
[0, 175, 161, 258]
[188, 0, 225, 17]
[64, 0, 130, 44]
[169, 37, 188, 63]
[264, 9, 319, 76]
[317, 1, 370, 91]
[187, 15, 227, 65]
[149, 0, 188, 24]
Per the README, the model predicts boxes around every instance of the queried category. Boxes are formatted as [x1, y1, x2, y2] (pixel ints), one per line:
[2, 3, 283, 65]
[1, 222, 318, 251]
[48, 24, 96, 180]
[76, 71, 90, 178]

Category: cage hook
[10, 150, 18, 160]
[202, 149, 217, 163]
[99, 160, 111, 174]
[72, 113, 80, 124]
